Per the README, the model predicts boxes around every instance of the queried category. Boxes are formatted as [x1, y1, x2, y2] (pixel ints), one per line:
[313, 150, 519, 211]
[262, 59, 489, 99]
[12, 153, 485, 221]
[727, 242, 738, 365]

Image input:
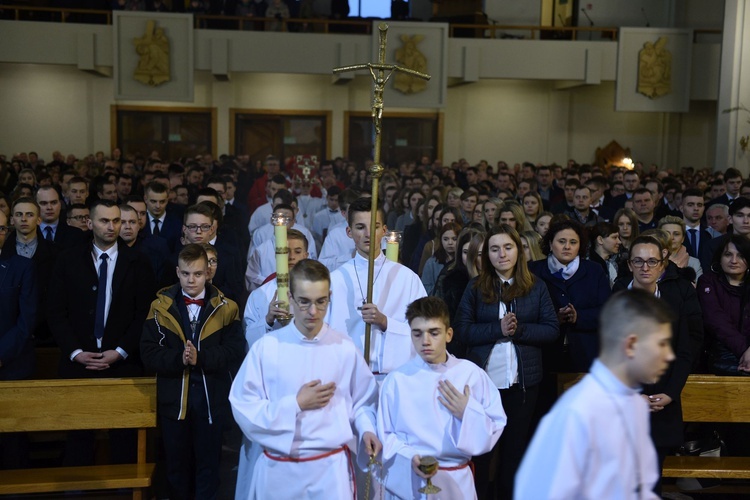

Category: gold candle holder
[272, 212, 293, 326]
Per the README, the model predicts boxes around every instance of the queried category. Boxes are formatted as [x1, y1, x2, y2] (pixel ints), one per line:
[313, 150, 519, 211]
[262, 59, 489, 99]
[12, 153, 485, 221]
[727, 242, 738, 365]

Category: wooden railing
[0, 5, 723, 43]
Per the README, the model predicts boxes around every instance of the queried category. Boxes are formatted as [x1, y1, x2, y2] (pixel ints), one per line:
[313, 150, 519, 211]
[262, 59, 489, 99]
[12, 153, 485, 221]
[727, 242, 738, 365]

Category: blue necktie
[44, 226, 54, 242]
[688, 228, 698, 257]
[94, 254, 109, 340]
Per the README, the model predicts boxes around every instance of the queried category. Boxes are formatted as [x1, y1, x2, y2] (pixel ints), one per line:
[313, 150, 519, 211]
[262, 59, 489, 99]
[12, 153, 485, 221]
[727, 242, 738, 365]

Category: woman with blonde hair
[522, 191, 543, 223]
[446, 186, 463, 209]
[658, 215, 703, 282]
[484, 197, 503, 228]
[521, 230, 544, 263]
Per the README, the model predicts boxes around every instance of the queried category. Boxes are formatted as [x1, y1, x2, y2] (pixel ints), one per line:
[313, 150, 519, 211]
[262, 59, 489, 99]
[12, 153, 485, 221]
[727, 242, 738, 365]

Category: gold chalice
[418, 456, 441, 494]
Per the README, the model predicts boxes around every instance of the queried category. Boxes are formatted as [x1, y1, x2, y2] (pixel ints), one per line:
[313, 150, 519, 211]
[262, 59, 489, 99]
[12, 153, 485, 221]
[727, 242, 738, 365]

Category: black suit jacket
[1, 231, 58, 344]
[52, 222, 89, 250]
[683, 226, 714, 272]
[140, 213, 183, 252]
[48, 240, 156, 378]
[0, 256, 37, 380]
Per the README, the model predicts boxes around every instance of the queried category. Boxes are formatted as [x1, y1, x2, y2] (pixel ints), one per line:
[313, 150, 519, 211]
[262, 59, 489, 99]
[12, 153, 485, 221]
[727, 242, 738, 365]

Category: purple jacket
[697, 270, 750, 358]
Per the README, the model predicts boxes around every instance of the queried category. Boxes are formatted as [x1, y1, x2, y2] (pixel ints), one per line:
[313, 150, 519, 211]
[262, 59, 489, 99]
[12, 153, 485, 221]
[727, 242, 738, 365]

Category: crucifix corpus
[333, 23, 430, 367]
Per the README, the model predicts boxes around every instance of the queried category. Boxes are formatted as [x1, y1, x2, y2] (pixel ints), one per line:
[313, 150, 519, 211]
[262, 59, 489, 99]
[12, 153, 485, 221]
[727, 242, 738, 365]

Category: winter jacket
[141, 283, 245, 421]
[529, 258, 611, 372]
[454, 277, 558, 389]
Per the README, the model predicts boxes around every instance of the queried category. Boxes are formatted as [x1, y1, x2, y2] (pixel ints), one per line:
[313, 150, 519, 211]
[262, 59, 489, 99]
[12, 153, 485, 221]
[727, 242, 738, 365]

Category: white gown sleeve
[452, 372, 507, 456]
[229, 340, 301, 455]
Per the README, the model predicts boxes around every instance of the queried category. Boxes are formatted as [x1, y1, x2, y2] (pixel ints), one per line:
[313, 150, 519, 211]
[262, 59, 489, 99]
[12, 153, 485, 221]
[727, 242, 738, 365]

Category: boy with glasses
[230, 259, 380, 499]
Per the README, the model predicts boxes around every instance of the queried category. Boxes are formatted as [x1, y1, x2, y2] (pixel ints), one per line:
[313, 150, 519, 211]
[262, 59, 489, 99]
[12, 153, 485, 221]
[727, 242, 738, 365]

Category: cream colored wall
[0, 63, 715, 168]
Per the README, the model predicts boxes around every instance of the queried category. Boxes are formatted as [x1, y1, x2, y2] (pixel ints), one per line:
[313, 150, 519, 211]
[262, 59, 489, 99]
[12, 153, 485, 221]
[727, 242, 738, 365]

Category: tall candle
[385, 230, 401, 262]
[272, 214, 290, 312]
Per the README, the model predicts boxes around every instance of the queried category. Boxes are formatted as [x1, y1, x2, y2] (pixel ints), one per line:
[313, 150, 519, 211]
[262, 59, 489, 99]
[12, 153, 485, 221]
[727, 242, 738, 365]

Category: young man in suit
[36, 186, 87, 250]
[142, 181, 182, 251]
[48, 199, 156, 465]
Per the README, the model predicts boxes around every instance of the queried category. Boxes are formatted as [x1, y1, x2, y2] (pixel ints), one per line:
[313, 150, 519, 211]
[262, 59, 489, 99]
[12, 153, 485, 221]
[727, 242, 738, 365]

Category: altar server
[515, 290, 674, 500]
[378, 297, 507, 499]
[326, 197, 427, 376]
[230, 259, 381, 500]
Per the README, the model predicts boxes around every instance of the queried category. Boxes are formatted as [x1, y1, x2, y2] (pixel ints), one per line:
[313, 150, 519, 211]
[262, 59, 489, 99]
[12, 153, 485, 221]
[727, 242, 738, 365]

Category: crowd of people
[0, 148, 749, 498]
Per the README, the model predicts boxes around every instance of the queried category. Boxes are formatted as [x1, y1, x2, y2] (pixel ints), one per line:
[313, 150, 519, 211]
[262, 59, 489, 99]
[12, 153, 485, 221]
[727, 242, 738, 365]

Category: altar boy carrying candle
[377, 297, 507, 499]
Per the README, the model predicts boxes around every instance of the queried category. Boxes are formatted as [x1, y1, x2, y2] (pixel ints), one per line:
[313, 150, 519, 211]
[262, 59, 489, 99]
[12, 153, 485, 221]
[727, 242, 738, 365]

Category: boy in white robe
[230, 259, 381, 500]
[235, 230, 310, 500]
[325, 197, 427, 375]
[378, 297, 507, 499]
[515, 290, 675, 500]
[242, 229, 309, 347]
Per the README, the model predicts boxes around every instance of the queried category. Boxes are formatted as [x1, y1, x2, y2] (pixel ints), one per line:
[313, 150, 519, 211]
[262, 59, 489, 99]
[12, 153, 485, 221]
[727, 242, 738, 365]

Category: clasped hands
[557, 303, 577, 324]
[183, 340, 198, 366]
[74, 350, 122, 370]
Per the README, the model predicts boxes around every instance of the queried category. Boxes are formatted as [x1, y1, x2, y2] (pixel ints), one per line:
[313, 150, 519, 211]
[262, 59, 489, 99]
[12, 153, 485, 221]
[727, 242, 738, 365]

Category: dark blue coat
[0, 256, 38, 380]
[529, 258, 611, 372]
[454, 278, 558, 388]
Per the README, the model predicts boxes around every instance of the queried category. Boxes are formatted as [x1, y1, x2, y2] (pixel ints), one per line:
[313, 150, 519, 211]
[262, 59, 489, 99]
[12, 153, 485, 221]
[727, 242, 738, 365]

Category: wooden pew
[662, 375, 750, 480]
[558, 373, 750, 481]
[0, 378, 156, 499]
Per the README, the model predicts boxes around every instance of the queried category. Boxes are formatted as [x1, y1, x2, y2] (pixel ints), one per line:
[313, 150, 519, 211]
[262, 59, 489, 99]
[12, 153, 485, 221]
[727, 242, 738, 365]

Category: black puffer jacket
[454, 278, 559, 388]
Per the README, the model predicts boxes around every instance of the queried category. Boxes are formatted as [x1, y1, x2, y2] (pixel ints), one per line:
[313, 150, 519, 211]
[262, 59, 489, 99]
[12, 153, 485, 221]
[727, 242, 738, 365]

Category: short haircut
[707, 203, 729, 216]
[145, 181, 168, 195]
[270, 174, 287, 186]
[205, 176, 227, 189]
[119, 204, 136, 215]
[725, 168, 742, 181]
[178, 243, 208, 267]
[658, 215, 685, 235]
[36, 185, 60, 199]
[730, 197, 750, 216]
[69, 176, 88, 186]
[564, 178, 582, 188]
[184, 203, 215, 223]
[347, 197, 385, 227]
[326, 185, 342, 197]
[589, 221, 618, 248]
[339, 188, 361, 210]
[290, 258, 330, 293]
[89, 199, 118, 217]
[645, 179, 664, 194]
[632, 187, 652, 198]
[599, 290, 674, 354]
[67, 203, 88, 212]
[11, 196, 40, 213]
[682, 188, 703, 200]
[273, 203, 294, 215]
[272, 189, 294, 207]
[287, 228, 309, 251]
[406, 296, 451, 330]
[196, 186, 221, 203]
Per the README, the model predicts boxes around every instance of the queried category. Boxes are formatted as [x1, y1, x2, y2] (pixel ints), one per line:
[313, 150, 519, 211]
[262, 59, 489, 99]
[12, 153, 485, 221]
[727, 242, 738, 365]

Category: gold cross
[332, 23, 430, 367]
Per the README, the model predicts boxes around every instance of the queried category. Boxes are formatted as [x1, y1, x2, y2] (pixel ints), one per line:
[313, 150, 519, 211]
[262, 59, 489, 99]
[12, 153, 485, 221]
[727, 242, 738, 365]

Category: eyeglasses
[291, 295, 330, 311]
[185, 224, 212, 233]
[629, 258, 663, 268]
[67, 215, 89, 222]
[0, 226, 9, 234]
[208, 258, 218, 266]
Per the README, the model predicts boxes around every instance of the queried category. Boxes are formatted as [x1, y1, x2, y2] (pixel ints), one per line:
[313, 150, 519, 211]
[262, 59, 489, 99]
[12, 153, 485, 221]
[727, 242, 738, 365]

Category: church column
[716, 0, 750, 174]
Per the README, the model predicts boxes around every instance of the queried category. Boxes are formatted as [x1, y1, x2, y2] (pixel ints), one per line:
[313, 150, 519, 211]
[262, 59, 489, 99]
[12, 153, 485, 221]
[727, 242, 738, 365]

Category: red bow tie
[184, 297, 205, 307]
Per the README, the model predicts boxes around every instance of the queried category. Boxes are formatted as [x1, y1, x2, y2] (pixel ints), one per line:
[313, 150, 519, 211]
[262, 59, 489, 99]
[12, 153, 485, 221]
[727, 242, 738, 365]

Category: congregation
[1, 148, 749, 499]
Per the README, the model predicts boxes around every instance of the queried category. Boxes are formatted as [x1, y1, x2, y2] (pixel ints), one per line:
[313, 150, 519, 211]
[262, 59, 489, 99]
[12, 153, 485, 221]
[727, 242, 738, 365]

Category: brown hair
[178, 243, 208, 267]
[406, 296, 451, 330]
[475, 224, 535, 303]
[290, 259, 330, 293]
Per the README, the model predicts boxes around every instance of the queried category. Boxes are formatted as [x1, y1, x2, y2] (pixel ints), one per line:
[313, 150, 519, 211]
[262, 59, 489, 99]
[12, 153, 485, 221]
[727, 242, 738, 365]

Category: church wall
[0, 63, 716, 169]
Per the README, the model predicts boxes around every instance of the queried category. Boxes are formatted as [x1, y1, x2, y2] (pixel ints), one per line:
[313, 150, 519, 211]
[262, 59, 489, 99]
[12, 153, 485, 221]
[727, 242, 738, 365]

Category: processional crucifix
[333, 23, 430, 367]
